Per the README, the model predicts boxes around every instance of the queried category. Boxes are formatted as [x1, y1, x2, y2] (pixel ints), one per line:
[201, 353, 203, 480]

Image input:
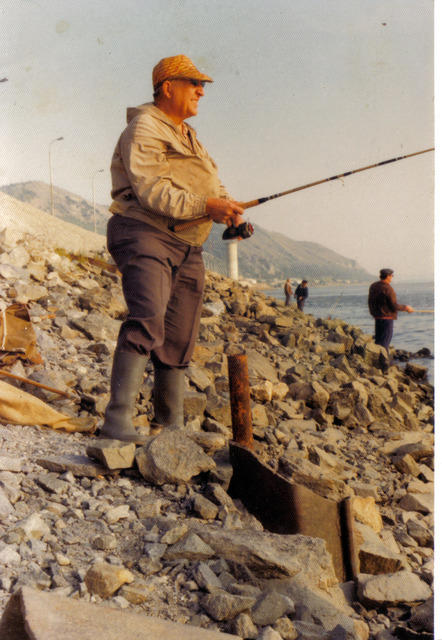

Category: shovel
[0, 369, 96, 412]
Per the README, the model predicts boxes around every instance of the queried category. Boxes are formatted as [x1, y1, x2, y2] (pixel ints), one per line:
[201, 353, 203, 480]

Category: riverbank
[262, 281, 435, 384]
[0, 230, 434, 639]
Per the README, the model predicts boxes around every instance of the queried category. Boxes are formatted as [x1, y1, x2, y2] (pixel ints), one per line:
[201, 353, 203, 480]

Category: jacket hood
[126, 102, 179, 129]
[126, 102, 155, 123]
[125, 103, 197, 137]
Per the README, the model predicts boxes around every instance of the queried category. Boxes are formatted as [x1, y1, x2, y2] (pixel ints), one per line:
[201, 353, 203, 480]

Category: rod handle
[171, 198, 260, 233]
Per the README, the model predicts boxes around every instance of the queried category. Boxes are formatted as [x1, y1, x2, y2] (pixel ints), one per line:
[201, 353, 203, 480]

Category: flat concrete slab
[0, 587, 240, 640]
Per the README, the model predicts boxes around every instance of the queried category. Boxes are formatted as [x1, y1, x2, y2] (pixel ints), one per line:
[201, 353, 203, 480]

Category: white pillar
[227, 240, 239, 280]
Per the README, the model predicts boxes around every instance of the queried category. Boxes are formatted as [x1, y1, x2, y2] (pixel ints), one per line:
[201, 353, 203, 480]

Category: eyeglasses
[189, 79, 207, 88]
[169, 77, 207, 88]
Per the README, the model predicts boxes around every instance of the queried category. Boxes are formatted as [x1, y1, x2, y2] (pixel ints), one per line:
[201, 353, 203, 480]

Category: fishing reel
[222, 221, 254, 241]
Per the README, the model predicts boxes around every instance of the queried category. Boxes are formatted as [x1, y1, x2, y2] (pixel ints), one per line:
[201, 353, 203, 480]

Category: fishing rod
[172, 147, 434, 234]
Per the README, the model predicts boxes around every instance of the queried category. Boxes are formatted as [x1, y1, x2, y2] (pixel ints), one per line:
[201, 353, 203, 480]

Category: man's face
[165, 78, 205, 122]
[385, 274, 393, 284]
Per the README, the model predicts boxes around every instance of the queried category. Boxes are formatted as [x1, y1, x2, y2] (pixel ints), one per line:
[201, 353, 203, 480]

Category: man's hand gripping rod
[172, 147, 434, 235]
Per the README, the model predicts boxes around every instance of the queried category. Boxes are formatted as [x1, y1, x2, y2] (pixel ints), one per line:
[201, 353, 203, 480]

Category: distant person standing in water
[295, 279, 309, 311]
[284, 278, 293, 306]
[368, 268, 414, 351]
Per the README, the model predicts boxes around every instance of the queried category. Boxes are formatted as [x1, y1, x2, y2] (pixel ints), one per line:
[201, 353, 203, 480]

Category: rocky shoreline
[0, 228, 434, 639]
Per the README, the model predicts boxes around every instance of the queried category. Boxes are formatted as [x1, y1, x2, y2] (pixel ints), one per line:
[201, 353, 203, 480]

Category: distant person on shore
[295, 279, 309, 311]
[99, 55, 244, 444]
[368, 268, 414, 351]
[283, 278, 293, 306]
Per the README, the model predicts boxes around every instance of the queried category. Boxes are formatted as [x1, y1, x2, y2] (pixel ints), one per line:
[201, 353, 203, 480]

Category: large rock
[9, 513, 50, 542]
[251, 591, 294, 626]
[399, 492, 433, 514]
[407, 596, 434, 633]
[163, 532, 216, 561]
[355, 523, 406, 575]
[357, 571, 432, 607]
[362, 343, 389, 369]
[70, 311, 120, 341]
[247, 350, 279, 384]
[351, 496, 383, 533]
[184, 390, 207, 419]
[0, 486, 14, 517]
[201, 591, 256, 621]
[187, 365, 214, 392]
[135, 430, 215, 485]
[264, 576, 369, 640]
[205, 392, 232, 424]
[86, 439, 136, 470]
[230, 613, 259, 639]
[189, 524, 337, 586]
[36, 454, 114, 477]
[84, 561, 134, 598]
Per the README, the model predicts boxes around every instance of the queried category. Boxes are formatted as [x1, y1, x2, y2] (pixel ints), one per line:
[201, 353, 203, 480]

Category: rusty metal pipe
[227, 353, 254, 449]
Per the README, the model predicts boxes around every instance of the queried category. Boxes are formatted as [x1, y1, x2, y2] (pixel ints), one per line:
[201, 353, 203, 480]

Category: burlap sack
[0, 303, 43, 364]
[0, 380, 96, 433]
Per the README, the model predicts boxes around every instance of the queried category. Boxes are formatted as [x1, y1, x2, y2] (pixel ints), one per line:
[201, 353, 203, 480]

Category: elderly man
[100, 55, 244, 443]
[368, 268, 414, 351]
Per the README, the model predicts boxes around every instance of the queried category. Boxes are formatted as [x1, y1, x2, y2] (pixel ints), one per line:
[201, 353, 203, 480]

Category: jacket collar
[126, 102, 197, 137]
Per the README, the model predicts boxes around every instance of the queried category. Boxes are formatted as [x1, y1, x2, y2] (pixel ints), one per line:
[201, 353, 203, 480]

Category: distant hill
[0, 181, 111, 235]
[0, 181, 373, 283]
[205, 224, 372, 284]
[0, 191, 106, 254]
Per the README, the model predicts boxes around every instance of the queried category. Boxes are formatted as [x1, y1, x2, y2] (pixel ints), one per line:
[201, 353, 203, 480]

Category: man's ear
[162, 80, 173, 99]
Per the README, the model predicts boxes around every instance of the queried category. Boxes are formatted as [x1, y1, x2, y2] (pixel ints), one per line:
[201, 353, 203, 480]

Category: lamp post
[48, 136, 64, 216]
[92, 169, 104, 233]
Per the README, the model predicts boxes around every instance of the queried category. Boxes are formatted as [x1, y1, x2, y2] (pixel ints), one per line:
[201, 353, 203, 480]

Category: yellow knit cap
[152, 55, 213, 88]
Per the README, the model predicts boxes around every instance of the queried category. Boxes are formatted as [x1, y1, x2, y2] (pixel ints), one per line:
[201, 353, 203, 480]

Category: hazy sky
[1, 0, 436, 280]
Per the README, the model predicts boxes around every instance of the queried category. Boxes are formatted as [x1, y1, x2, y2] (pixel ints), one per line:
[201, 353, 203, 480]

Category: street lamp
[92, 169, 104, 233]
[48, 136, 64, 216]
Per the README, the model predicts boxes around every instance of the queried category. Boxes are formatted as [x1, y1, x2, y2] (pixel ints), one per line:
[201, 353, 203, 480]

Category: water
[264, 281, 434, 384]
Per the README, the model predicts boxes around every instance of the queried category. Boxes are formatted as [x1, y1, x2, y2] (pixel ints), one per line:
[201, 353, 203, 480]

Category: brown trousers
[107, 215, 205, 367]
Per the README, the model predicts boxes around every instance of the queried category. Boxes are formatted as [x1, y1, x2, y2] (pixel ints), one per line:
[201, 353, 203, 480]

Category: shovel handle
[0, 369, 74, 399]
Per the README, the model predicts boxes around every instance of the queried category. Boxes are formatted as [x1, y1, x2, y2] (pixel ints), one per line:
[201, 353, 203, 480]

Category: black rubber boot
[100, 350, 149, 444]
[151, 366, 185, 433]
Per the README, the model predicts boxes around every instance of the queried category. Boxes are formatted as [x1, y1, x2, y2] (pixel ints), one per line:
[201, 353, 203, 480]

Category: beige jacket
[109, 102, 230, 246]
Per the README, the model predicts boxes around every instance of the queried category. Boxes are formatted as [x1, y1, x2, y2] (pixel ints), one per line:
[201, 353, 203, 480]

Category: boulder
[84, 561, 134, 598]
[187, 524, 337, 586]
[86, 439, 136, 470]
[356, 571, 432, 607]
[135, 431, 215, 485]
[201, 591, 256, 621]
[351, 496, 383, 533]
